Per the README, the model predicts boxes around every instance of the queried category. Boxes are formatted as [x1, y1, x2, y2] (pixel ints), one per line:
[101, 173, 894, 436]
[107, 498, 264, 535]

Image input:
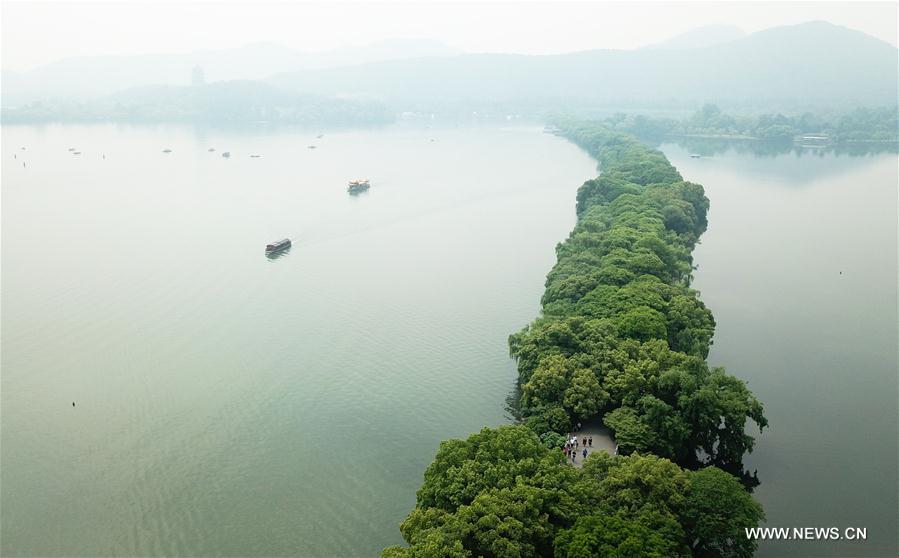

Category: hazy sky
[2, 1, 896, 71]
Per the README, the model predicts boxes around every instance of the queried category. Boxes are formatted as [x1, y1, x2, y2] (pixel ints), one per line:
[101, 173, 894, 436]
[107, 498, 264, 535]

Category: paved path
[564, 418, 616, 468]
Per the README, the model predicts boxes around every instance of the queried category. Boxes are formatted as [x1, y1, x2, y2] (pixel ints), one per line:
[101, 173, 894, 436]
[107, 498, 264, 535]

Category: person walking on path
[588, 436, 593, 447]
[582, 448, 588, 460]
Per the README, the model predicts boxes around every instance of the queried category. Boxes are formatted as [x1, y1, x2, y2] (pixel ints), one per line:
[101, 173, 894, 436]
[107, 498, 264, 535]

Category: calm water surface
[1, 123, 597, 557]
[3, 126, 896, 558]
[663, 143, 898, 557]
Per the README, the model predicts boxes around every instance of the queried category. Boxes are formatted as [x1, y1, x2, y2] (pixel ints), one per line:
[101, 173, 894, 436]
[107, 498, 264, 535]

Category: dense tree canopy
[383, 426, 590, 558]
[509, 124, 765, 471]
[385, 124, 767, 557]
[383, 427, 763, 558]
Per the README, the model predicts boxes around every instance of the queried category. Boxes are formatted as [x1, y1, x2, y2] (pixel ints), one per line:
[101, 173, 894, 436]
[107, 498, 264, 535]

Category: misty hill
[642, 25, 746, 50]
[270, 22, 897, 111]
[0, 39, 461, 107]
[1, 80, 393, 125]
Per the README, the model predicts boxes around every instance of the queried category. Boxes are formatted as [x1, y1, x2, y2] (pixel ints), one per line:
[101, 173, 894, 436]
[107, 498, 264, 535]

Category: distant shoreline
[667, 132, 898, 144]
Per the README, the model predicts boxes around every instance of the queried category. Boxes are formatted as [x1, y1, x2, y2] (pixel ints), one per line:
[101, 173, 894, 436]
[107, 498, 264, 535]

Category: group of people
[562, 428, 594, 464]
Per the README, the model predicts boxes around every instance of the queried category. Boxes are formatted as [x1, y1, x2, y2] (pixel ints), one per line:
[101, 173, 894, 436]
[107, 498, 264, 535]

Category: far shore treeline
[382, 123, 768, 557]
[4, 88, 895, 151]
[0, 80, 394, 126]
[602, 104, 899, 143]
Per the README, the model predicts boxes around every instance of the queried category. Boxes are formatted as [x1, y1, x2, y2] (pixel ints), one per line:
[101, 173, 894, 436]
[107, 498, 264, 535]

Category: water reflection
[639, 135, 898, 159]
[265, 246, 292, 260]
[504, 383, 523, 422]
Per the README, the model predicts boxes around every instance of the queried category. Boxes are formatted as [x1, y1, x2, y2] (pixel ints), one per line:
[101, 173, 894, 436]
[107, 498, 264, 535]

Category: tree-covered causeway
[382, 123, 767, 558]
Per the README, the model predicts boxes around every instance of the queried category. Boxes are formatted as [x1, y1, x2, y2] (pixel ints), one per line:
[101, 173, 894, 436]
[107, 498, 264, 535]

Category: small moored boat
[265, 238, 291, 253]
[222, 151, 231, 158]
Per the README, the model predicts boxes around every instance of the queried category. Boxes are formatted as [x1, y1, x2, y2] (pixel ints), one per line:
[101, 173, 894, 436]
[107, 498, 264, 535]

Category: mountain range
[1, 39, 461, 106]
[2, 22, 896, 120]
[268, 22, 897, 111]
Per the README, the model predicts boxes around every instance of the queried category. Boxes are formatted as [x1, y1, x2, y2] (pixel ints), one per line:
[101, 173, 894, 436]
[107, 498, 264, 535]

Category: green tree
[386, 123, 769, 557]
[555, 511, 681, 558]
[684, 467, 765, 558]
[563, 368, 608, 419]
[603, 407, 657, 454]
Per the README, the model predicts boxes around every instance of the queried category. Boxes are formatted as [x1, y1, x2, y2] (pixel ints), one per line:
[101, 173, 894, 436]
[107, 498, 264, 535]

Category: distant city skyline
[1, 1, 896, 72]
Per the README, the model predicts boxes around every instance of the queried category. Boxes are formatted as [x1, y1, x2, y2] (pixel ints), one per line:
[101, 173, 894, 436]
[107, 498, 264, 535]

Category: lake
[662, 142, 898, 557]
[0, 123, 597, 556]
[2, 125, 896, 557]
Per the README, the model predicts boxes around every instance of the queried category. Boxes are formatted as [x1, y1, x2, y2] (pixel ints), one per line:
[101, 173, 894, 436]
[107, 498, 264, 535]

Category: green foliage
[414, 426, 582, 514]
[387, 123, 768, 557]
[603, 407, 658, 455]
[387, 428, 765, 558]
[685, 467, 765, 558]
[558, 453, 696, 557]
[1, 81, 395, 125]
[540, 431, 567, 450]
[514, 312, 760, 467]
[581, 452, 690, 515]
[667, 293, 716, 358]
[380, 545, 413, 558]
[609, 103, 899, 143]
[391, 426, 592, 557]
[510, 123, 765, 472]
[563, 368, 608, 419]
[554, 511, 679, 558]
[398, 486, 557, 558]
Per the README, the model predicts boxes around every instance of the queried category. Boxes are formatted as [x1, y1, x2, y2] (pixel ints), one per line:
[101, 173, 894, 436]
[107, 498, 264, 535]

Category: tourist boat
[162, 149, 172, 153]
[689, 154, 701, 158]
[347, 179, 370, 193]
[265, 238, 291, 253]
